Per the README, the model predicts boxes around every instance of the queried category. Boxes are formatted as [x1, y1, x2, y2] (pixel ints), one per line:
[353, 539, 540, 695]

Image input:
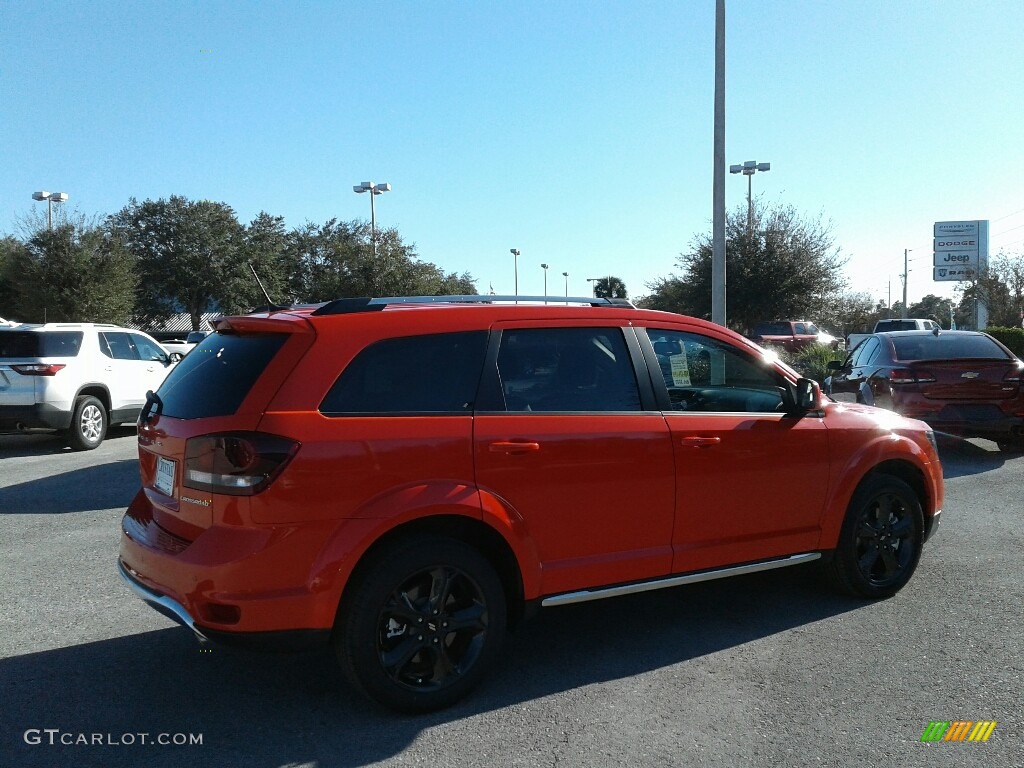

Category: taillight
[183, 432, 300, 496]
[1004, 364, 1023, 384]
[11, 364, 66, 376]
[890, 368, 934, 385]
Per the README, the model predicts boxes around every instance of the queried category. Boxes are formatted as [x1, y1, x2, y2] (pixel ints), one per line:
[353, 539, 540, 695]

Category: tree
[238, 212, 291, 309]
[816, 291, 877, 337]
[0, 236, 25, 319]
[109, 196, 247, 330]
[284, 220, 476, 301]
[5, 224, 136, 324]
[956, 251, 1024, 328]
[644, 201, 846, 332]
[594, 276, 627, 299]
[908, 294, 955, 328]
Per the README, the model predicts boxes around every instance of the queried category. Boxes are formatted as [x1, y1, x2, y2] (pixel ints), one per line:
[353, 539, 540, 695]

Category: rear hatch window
[0, 331, 83, 358]
[156, 332, 287, 419]
[892, 335, 1008, 361]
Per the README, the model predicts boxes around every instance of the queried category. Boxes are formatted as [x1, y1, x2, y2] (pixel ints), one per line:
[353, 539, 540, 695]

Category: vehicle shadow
[935, 434, 1011, 479]
[0, 425, 137, 459]
[0, 566, 865, 768]
[0, 458, 140, 514]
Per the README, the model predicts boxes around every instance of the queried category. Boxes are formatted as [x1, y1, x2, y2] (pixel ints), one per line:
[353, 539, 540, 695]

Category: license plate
[155, 456, 176, 496]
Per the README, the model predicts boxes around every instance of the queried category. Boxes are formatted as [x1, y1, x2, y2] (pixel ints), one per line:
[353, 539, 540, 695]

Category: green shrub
[984, 326, 1024, 357]
[777, 343, 846, 385]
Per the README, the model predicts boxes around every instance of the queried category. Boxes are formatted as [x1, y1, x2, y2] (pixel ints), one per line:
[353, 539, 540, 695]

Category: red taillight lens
[11, 363, 66, 376]
[913, 368, 936, 383]
[183, 432, 300, 496]
[889, 368, 916, 385]
[1004, 365, 1023, 384]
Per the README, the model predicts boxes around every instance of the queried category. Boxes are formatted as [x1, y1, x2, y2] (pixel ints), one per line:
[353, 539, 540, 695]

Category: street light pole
[540, 263, 549, 298]
[510, 249, 520, 298]
[729, 161, 770, 233]
[586, 278, 599, 297]
[32, 191, 69, 230]
[353, 181, 391, 257]
[901, 248, 912, 318]
[562, 271, 569, 299]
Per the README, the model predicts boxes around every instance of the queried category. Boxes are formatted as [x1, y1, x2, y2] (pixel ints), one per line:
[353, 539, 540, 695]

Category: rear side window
[157, 333, 288, 419]
[754, 322, 791, 336]
[320, 331, 488, 415]
[497, 327, 641, 412]
[0, 331, 83, 358]
[892, 334, 1009, 361]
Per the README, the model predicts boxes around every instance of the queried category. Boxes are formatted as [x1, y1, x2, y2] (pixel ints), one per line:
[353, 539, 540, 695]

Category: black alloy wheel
[336, 536, 507, 712]
[828, 475, 923, 599]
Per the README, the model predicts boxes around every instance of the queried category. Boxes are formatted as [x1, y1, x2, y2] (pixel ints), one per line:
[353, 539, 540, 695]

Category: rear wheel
[828, 475, 923, 599]
[335, 536, 507, 712]
[68, 395, 107, 451]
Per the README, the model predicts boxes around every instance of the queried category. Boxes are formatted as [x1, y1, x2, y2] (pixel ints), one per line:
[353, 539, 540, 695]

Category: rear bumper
[118, 488, 347, 640]
[118, 559, 209, 641]
[0, 403, 72, 431]
[925, 417, 1024, 441]
[118, 559, 331, 650]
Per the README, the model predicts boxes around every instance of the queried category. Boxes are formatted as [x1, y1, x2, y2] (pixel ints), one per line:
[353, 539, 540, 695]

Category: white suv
[0, 323, 175, 450]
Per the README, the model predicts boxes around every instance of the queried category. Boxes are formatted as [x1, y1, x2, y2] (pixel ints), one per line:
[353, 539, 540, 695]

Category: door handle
[489, 441, 540, 454]
[681, 436, 721, 448]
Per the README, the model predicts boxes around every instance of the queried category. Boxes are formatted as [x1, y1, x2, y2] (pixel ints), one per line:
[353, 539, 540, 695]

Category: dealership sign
[933, 220, 988, 282]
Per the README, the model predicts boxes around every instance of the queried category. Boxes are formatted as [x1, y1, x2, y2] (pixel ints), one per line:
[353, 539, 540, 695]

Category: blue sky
[3, 1, 1023, 309]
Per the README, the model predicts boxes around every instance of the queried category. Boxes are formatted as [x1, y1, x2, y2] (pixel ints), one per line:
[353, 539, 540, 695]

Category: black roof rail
[311, 295, 635, 316]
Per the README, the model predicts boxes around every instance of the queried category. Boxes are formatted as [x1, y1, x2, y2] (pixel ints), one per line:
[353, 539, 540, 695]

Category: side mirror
[782, 377, 821, 414]
[826, 360, 842, 371]
[168, 352, 183, 364]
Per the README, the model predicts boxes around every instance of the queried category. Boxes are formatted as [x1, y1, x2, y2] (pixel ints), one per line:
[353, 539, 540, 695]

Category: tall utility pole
[711, 0, 726, 327]
[901, 248, 912, 318]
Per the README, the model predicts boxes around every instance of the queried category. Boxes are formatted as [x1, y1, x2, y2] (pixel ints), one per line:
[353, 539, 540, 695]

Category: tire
[828, 475, 923, 599]
[996, 439, 1024, 453]
[335, 536, 507, 712]
[68, 395, 107, 451]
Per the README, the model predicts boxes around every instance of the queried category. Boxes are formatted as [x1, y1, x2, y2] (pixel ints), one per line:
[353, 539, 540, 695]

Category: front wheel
[68, 395, 107, 451]
[335, 536, 507, 712]
[828, 475, 923, 599]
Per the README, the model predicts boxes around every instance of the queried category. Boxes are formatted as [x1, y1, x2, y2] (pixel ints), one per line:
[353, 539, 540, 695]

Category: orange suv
[118, 295, 944, 711]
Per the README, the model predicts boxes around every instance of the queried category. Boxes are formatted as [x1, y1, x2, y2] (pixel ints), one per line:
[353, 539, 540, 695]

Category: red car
[119, 296, 944, 711]
[825, 330, 1024, 450]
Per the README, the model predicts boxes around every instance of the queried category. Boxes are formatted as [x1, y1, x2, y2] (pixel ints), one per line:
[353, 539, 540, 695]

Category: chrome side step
[541, 552, 821, 608]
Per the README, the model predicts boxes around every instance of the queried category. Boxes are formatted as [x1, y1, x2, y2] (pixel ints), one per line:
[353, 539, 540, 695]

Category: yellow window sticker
[670, 354, 691, 386]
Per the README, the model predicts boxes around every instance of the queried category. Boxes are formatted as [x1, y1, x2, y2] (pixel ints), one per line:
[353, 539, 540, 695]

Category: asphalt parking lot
[0, 429, 1021, 768]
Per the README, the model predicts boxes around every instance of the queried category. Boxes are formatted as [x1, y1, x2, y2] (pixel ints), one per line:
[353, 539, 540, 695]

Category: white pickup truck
[847, 318, 941, 352]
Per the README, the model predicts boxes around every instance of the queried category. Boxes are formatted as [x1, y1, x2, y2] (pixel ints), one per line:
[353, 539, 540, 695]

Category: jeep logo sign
[933, 220, 988, 283]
